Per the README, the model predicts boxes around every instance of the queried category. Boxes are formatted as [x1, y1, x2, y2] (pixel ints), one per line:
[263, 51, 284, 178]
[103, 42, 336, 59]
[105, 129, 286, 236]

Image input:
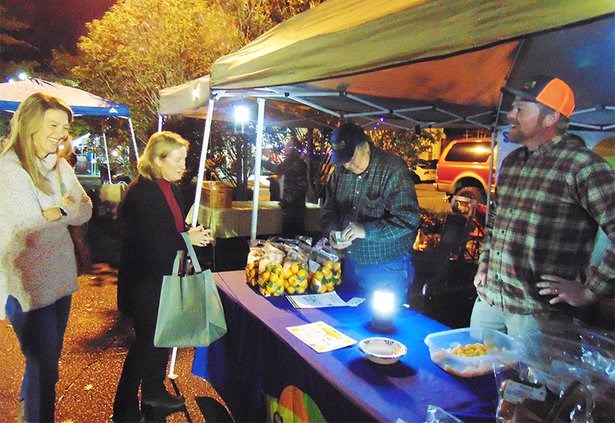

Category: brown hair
[3, 92, 74, 192]
[537, 103, 569, 134]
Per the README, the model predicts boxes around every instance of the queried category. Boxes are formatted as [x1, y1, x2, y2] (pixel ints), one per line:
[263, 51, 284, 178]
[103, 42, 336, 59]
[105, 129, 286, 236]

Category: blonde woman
[0, 92, 93, 422]
[113, 131, 212, 421]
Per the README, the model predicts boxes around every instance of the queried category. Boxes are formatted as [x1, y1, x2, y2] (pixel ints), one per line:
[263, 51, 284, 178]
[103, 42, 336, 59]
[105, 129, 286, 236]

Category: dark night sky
[2, 0, 117, 64]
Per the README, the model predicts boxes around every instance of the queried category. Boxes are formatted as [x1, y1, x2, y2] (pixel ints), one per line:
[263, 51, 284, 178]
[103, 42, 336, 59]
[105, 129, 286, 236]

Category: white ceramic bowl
[358, 337, 407, 365]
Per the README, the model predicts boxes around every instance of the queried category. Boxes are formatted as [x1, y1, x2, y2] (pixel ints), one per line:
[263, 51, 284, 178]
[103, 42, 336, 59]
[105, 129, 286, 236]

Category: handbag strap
[181, 232, 203, 273]
[171, 250, 184, 276]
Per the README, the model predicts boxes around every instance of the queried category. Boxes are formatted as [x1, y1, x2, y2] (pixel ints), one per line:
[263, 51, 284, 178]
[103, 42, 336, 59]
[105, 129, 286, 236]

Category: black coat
[117, 176, 187, 314]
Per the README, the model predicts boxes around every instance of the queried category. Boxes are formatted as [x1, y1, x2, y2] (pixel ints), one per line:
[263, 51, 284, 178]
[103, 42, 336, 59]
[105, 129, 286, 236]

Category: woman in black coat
[113, 132, 212, 422]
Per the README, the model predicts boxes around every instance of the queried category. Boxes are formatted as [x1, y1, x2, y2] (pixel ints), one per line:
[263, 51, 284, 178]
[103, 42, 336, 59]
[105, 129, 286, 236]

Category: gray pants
[470, 296, 572, 338]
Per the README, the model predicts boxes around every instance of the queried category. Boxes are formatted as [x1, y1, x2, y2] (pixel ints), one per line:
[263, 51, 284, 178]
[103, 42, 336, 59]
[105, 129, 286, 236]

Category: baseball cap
[329, 123, 368, 164]
[502, 75, 575, 118]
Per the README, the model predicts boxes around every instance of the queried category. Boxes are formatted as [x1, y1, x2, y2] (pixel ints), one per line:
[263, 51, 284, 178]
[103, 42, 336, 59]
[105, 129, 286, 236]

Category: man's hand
[341, 222, 365, 242]
[473, 262, 488, 288]
[536, 274, 599, 307]
[329, 231, 351, 249]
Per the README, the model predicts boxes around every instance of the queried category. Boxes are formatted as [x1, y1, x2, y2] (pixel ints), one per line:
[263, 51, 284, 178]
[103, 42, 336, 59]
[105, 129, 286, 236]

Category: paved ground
[0, 263, 231, 423]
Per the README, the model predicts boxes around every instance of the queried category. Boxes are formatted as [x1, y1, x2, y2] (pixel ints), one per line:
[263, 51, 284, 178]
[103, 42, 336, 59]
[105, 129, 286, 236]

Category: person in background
[0, 92, 93, 422]
[113, 131, 212, 422]
[320, 123, 420, 308]
[276, 137, 308, 237]
[471, 76, 615, 338]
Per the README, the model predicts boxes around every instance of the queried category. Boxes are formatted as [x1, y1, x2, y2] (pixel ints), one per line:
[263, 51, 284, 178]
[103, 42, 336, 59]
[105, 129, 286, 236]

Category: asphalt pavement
[0, 263, 231, 423]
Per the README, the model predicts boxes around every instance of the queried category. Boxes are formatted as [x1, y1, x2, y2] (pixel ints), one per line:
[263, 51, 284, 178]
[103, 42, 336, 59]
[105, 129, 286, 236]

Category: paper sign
[345, 297, 365, 307]
[286, 291, 348, 308]
[286, 321, 357, 352]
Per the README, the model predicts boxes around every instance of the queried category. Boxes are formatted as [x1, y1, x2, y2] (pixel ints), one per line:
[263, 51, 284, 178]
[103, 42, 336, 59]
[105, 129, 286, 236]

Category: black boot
[112, 405, 144, 422]
[141, 390, 185, 412]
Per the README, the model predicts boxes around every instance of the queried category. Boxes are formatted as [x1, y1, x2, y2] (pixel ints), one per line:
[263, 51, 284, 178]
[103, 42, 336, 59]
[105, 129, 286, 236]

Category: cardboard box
[202, 181, 233, 208]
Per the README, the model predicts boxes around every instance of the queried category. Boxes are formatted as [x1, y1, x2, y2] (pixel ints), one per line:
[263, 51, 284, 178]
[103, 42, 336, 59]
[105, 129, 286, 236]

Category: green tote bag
[154, 232, 227, 347]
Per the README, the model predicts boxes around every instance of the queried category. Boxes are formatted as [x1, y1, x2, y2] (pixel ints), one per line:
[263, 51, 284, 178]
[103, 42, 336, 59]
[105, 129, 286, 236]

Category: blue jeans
[6, 295, 72, 422]
[344, 252, 414, 309]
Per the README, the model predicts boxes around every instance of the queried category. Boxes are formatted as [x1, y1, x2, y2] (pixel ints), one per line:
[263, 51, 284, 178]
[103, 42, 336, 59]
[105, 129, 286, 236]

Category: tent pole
[191, 98, 216, 228]
[128, 118, 140, 163]
[486, 40, 525, 218]
[101, 129, 112, 183]
[158, 115, 163, 132]
[170, 98, 216, 381]
[250, 98, 266, 243]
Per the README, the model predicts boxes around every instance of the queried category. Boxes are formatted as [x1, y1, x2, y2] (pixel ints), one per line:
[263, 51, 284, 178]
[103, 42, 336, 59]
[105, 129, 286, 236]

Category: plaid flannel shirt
[477, 134, 615, 314]
[320, 146, 420, 265]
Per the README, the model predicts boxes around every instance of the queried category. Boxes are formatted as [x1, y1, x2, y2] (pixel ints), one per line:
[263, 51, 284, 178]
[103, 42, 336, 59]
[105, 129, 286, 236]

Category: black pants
[114, 287, 169, 417]
[281, 206, 306, 237]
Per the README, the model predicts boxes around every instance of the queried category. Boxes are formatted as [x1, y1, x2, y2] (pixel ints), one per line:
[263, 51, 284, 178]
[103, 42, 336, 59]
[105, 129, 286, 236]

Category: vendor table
[188, 201, 321, 238]
[193, 271, 498, 422]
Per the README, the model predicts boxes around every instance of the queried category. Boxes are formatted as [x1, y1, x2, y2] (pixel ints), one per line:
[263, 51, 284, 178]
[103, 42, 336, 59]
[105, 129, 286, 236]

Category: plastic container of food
[424, 327, 520, 378]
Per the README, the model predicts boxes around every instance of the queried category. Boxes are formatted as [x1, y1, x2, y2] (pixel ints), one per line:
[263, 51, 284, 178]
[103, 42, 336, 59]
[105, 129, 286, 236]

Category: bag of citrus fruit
[256, 241, 286, 296]
[245, 240, 266, 287]
[308, 241, 342, 294]
[280, 249, 310, 295]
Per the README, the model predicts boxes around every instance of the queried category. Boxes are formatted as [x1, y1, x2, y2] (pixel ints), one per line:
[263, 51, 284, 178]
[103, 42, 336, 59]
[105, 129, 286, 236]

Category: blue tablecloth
[193, 271, 498, 422]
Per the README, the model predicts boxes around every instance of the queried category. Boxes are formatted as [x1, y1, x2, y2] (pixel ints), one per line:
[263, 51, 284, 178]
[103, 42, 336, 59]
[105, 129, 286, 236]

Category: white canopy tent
[159, 0, 615, 241]
[0, 78, 140, 180]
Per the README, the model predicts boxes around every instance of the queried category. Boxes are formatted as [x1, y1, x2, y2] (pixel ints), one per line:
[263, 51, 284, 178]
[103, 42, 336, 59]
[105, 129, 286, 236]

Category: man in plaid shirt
[320, 123, 420, 308]
[471, 76, 615, 337]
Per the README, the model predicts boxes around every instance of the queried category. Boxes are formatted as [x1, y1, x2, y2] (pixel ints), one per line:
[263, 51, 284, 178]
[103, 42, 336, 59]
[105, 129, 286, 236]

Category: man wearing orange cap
[471, 76, 615, 337]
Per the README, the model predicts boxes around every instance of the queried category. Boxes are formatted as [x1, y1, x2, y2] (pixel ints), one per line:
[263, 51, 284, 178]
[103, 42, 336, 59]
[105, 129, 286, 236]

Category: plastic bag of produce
[494, 323, 614, 422]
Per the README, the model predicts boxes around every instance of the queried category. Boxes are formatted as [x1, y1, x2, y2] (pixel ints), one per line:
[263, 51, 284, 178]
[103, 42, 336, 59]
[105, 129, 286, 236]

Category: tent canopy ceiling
[0, 78, 131, 118]
[159, 0, 615, 131]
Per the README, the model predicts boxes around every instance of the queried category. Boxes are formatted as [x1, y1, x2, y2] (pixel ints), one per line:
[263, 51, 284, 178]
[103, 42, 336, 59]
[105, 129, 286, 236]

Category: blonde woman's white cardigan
[0, 151, 93, 319]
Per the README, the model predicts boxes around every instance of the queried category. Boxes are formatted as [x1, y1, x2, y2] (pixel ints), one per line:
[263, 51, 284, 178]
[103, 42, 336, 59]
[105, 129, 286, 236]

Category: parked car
[410, 159, 438, 183]
[435, 138, 496, 204]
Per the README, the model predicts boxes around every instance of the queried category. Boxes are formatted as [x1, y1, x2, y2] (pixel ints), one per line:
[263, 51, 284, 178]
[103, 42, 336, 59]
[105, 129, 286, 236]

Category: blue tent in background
[0, 78, 139, 168]
[0, 78, 130, 118]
